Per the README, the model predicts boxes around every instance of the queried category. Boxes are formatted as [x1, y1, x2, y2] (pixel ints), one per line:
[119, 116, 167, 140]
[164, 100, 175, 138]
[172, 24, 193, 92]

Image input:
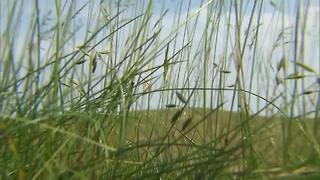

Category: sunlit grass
[0, 0, 319, 179]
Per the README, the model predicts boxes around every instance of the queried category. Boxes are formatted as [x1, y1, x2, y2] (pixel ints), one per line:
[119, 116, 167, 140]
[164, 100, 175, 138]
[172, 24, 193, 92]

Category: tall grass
[1, 0, 319, 179]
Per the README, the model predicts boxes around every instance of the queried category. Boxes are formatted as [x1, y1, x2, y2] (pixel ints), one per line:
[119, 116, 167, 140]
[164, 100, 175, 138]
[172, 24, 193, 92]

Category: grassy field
[1, 108, 320, 179]
[1, 0, 320, 179]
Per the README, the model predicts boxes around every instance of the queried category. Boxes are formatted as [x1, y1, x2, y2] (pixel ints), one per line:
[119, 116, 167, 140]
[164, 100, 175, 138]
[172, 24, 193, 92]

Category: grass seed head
[143, 80, 152, 92]
[221, 70, 231, 74]
[171, 109, 184, 124]
[176, 92, 187, 104]
[181, 117, 192, 131]
[91, 54, 97, 73]
[296, 62, 317, 74]
[75, 59, 86, 65]
[276, 74, 283, 85]
[302, 91, 313, 95]
[285, 72, 305, 80]
[166, 104, 177, 108]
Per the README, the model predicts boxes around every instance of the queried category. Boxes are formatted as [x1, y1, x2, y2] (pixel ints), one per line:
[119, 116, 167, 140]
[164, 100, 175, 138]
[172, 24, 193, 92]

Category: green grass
[1, 0, 320, 179]
[1, 108, 319, 179]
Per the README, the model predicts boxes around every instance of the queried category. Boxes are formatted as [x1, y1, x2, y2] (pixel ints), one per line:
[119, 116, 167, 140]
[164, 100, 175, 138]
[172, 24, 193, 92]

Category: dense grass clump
[1, 0, 320, 179]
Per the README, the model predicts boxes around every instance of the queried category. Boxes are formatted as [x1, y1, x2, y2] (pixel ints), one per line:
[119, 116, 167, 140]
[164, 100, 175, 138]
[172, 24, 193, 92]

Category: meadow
[0, 0, 320, 179]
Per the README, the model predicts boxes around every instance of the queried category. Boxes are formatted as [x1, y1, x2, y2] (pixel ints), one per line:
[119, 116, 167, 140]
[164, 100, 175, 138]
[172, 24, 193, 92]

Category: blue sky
[1, 0, 318, 75]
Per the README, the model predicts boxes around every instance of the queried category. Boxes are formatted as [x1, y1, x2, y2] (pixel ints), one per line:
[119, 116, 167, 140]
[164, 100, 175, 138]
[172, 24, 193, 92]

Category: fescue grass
[1, 0, 320, 179]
